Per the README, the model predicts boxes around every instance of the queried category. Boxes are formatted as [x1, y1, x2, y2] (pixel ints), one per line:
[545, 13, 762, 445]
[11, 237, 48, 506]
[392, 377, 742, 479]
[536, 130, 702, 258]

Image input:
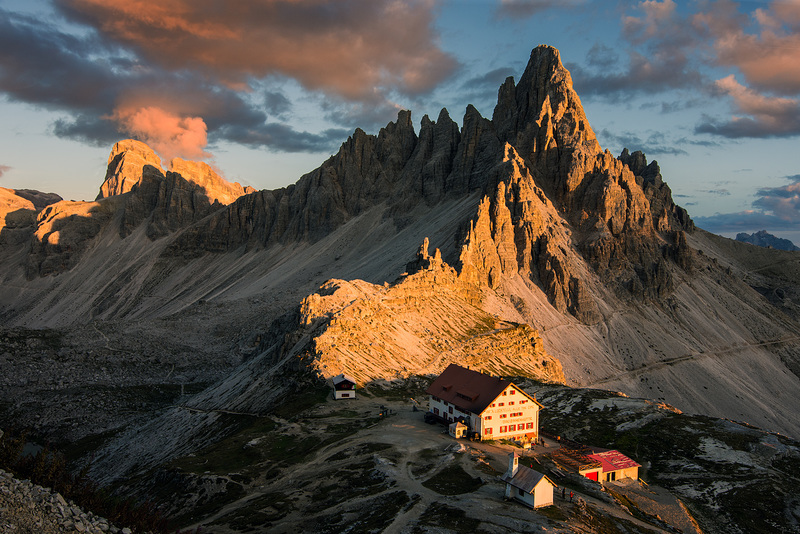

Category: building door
[585, 471, 598, 481]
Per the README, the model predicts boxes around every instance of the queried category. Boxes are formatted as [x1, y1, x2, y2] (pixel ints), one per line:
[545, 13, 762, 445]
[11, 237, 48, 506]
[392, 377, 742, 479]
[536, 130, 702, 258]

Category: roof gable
[587, 450, 640, 472]
[426, 364, 543, 414]
[500, 465, 556, 493]
[332, 374, 356, 386]
[426, 364, 511, 413]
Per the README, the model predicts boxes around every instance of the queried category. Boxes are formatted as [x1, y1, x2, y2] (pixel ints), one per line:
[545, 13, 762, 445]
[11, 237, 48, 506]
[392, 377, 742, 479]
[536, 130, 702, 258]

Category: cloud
[694, 211, 800, 233]
[52, 114, 124, 146]
[570, 0, 705, 99]
[263, 91, 292, 119]
[218, 123, 350, 154]
[494, 0, 586, 19]
[695, 174, 800, 233]
[568, 49, 703, 99]
[597, 128, 688, 156]
[695, 75, 800, 138]
[697, 189, 731, 197]
[55, 0, 458, 102]
[753, 175, 800, 221]
[0, 165, 10, 178]
[576, 0, 800, 145]
[695, 0, 800, 95]
[108, 105, 211, 161]
[0, 5, 366, 157]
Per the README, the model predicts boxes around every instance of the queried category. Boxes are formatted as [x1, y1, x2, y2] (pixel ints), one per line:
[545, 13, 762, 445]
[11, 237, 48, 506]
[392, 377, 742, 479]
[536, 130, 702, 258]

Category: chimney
[507, 452, 519, 477]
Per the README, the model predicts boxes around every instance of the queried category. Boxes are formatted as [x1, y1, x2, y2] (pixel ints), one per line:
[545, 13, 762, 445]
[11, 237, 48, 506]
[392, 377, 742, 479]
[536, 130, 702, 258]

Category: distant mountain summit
[736, 230, 799, 251]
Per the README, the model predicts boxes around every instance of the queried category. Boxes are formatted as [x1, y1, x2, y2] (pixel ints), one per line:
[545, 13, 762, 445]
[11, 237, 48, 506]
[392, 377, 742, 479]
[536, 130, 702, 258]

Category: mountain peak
[97, 139, 163, 200]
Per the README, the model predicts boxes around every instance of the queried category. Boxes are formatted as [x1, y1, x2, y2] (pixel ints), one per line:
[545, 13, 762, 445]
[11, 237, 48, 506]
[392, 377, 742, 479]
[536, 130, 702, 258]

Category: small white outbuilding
[332, 373, 357, 400]
[500, 452, 555, 508]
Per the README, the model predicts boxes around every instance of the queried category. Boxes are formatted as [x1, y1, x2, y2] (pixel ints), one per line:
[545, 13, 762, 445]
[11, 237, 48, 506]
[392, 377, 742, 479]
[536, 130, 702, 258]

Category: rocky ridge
[0, 469, 128, 534]
[1, 46, 799, 517]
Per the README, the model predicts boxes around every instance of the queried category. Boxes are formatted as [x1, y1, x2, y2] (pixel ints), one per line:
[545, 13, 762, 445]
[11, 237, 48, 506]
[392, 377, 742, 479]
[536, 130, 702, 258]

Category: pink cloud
[58, 0, 458, 102]
[696, 0, 800, 94]
[0, 165, 10, 179]
[108, 105, 211, 162]
[696, 75, 800, 137]
[622, 0, 679, 42]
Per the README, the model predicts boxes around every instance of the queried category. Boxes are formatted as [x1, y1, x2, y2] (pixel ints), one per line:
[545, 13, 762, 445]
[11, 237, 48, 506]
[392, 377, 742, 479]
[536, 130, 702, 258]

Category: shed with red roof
[587, 449, 640, 482]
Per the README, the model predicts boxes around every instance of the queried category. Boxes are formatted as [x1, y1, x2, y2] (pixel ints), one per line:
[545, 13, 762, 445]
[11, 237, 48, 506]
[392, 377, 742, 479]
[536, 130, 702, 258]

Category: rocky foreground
[0, 469, 129, 534]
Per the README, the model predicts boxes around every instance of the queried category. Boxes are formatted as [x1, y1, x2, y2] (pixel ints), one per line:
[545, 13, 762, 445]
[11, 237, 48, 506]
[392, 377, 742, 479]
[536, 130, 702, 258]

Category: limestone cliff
[162, 46, 694, 321]
[0, 188, 62, 248]
[298, 241, 564, 386]
[22, 141, 256, 276]
[97, 139, 164, 200]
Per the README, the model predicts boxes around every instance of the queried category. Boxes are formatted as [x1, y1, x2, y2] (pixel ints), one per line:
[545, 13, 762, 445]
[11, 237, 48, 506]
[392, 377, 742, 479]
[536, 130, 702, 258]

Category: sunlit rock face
[98, 139, 164, 200]
[0, 187, 62, 248]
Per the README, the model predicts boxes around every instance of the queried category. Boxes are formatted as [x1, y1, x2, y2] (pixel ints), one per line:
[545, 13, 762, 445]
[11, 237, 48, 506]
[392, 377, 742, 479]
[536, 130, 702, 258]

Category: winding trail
[583, 335, 800, 388]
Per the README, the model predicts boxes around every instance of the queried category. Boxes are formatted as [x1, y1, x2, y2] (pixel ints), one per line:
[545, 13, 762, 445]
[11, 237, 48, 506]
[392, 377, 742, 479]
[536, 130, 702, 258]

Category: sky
[1, 0, 800, 242]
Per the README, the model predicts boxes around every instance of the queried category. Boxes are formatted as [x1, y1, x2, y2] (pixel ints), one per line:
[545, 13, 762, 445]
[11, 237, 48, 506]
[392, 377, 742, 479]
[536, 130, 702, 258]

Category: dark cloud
[461, 68, 517, 91]
[597, 128, 688, 157]
[55, 0, 459, 101]
[453, 67, 518, 107]
[697, 189, 731, 197]
[569, 1, 707, 100]
[494, 0, 586, 19]
[0, 10, 122, 112]
[263, 91, 292, 119]
[52, 114, 123, 146]
[694, 211, 800, 233]
[673, 137, 721, 148]
[0, 1, 461, 162]
[216, 123, 349, 154]
[569, 50, 705, 100]
[585, 43, 619, 70]
[320, 99, 404, 135]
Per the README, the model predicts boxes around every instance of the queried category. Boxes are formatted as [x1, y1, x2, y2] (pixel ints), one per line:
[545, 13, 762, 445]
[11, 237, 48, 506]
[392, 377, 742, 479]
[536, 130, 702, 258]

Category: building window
[502, 391, 507, 396]
[341, 393, 350, 397]
[490, 403, 495, 407]
[509, 424, 516, 431]
[526, 422, 533, 429]
[509, 401, 515, 406]
[484, 428, 492, 435]
[510, 390, 516, 395]
[500, 426, 507, 433]
[448, 406, 453, 414]
[434, 408, 439, 415]
[498, 402, 504, 407]
[500, 414, 506, 419]
[519, 400, 527, 404]
[485, 416, 492, 420]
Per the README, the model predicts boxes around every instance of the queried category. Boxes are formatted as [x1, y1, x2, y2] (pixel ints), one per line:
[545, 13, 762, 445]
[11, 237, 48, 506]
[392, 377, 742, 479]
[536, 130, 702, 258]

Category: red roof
[587, 450, 640, 473]
[426, 364, 541, 414]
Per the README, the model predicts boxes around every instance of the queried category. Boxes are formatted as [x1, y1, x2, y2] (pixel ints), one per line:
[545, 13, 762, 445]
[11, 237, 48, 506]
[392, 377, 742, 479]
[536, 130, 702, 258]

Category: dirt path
[185, 395, 692, 533]
[584, 335, 800, 387]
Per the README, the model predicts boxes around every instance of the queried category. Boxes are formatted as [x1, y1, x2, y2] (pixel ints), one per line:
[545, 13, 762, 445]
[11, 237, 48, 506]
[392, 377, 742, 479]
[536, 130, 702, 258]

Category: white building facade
[427, 364, 542, 442]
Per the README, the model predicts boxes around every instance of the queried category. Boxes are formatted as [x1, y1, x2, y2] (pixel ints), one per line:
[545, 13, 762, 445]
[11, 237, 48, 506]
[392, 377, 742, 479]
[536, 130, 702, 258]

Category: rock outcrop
[0, 188, 62, 248]
[98, 139, 164, 200]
